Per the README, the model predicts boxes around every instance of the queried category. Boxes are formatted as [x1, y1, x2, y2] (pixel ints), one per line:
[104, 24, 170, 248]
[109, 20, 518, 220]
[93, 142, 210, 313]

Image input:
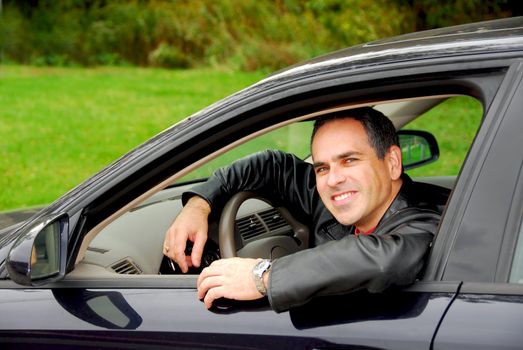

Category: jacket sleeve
[267, 209, 441, 313]
[182, 149, 318, 219]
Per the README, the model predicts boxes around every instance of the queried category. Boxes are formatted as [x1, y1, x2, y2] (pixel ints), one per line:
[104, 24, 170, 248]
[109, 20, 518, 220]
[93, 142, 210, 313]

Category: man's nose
[327, 166, 345, 187]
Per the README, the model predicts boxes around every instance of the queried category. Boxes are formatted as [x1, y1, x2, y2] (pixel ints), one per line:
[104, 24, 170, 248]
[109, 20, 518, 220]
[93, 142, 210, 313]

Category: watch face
[253, 259, 270, 296]
[255, 259, 271, 276]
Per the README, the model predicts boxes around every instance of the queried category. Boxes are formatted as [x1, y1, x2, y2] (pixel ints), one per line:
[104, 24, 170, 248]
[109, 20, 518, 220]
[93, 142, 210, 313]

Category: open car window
[77, 95, 484, 279]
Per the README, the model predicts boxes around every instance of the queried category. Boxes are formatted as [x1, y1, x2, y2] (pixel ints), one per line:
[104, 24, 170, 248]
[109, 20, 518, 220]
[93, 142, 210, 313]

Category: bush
[0, 6, 31, 63]
[0, 0, 515, 71]
[148, 42, 190, 68]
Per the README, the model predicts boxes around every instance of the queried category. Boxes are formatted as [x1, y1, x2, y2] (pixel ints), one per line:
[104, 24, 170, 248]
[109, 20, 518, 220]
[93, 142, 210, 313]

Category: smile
[332, 191, 356, 202]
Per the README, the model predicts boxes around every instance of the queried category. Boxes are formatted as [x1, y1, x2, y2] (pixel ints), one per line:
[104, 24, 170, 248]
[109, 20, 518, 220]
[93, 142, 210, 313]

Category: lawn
[0, 65, 265, 211]
[0, 65, 482, 211]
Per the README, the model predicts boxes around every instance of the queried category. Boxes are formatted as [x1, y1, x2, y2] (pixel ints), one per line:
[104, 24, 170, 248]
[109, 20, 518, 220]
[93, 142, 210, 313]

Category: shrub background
[1, 0, 518, 71]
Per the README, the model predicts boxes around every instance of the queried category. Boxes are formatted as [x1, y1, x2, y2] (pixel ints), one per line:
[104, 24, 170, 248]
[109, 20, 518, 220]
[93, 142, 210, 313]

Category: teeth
[334, 192, 354, 201]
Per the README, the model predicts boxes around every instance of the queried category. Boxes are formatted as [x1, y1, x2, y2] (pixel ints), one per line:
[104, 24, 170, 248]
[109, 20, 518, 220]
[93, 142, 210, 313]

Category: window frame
[432, 61, 523, 284]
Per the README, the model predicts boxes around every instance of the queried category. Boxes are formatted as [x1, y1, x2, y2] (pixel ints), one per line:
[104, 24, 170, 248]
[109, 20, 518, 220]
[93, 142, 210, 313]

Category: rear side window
[403, 96, 483, 177]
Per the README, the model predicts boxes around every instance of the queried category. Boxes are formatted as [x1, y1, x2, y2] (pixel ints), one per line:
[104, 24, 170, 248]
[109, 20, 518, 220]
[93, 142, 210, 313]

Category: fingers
[203, 286, 226, 309]
[196, 260, 224, 290]
[162, 225, 188, 272]
[172, 230, 189, 272]
[163, 196, 211, 273]
[196, 258, 263, 309]
[190, 230, 207, 268]
[197, 273, 222, 300]
[197, 265, 228, 308]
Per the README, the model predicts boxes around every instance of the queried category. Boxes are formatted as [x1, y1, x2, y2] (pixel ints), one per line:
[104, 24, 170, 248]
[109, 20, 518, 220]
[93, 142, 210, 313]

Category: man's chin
[323, 200, 362, 226]
[331, 214, 359, 226]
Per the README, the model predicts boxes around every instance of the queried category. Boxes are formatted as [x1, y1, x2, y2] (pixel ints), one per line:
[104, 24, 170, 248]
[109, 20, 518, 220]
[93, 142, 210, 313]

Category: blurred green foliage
[2, 0, 515, 71]
[405, 0, 516, 29]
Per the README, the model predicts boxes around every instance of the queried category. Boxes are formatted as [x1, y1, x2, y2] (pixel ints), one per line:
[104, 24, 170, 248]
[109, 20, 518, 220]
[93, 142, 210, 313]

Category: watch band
[252, 259, 271, 296]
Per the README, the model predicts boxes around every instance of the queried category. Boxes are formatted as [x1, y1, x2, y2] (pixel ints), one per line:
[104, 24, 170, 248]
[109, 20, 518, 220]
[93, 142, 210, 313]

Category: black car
[1, 17, 523, 349]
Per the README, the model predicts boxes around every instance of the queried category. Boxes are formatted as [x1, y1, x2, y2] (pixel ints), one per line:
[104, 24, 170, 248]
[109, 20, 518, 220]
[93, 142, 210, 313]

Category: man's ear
[387, 145, 403, 180]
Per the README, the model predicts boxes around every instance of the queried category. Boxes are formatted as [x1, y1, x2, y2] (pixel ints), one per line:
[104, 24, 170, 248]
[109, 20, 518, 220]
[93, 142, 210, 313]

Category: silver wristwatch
[252, 259, 271, 296]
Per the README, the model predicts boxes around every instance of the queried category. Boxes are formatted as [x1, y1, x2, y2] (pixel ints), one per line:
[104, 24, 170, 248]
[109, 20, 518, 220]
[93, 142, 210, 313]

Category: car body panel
[434, 288, 523, 350]
[0, 286, 459, 349]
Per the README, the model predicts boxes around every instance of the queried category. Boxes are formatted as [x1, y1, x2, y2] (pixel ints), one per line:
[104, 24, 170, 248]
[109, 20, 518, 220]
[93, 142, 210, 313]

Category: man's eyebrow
[336, 151, 361, 159]
[312, 161, 326, 169]
[312, 151, 362, 168]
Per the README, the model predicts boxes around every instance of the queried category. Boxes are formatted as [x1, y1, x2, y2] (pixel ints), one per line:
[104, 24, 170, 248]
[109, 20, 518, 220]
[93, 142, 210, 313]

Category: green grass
[404, 96, 483, 178]
[0, 65, 265, 211]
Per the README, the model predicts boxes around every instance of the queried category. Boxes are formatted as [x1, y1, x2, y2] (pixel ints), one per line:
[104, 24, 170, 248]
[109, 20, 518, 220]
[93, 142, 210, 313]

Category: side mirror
[6, 214, 68, 286]
[398, 130, 439, 170]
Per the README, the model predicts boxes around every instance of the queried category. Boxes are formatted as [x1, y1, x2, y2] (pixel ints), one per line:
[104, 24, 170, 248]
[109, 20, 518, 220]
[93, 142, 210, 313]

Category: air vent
[237, 215, 266, 241]
[111, 259, 142, 275]
[259, 208, 288, 231]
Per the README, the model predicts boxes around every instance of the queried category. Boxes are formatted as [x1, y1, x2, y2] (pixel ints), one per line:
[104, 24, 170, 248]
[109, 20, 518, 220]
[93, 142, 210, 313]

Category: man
[163, 107, 449, 312]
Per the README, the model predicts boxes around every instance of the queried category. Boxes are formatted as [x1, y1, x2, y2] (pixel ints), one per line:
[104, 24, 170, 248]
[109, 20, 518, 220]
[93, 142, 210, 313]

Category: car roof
[266, 17, 523, 83]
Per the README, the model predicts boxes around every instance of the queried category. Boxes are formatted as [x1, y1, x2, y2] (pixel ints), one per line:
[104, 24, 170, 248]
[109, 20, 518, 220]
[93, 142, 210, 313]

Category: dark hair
[310, 107, 399, 159]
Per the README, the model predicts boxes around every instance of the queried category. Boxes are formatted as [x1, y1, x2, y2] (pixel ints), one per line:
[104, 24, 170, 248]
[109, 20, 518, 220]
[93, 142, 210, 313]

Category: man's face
[311, 118, 402, 231]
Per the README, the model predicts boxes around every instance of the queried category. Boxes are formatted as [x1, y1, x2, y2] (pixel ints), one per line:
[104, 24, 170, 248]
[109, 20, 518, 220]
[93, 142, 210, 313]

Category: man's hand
[197, 258, 266, 309]
[163, 196, 211, 273]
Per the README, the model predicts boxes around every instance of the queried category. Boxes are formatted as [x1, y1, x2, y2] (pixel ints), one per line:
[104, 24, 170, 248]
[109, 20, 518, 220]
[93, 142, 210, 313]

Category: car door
[430, 61, 523, 350]
[0, 100, 464, 350]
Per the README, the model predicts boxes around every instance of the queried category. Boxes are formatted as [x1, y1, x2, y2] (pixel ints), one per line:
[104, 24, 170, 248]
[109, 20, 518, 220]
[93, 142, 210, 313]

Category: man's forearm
[184, 195, 212, 216]
[267, 214, 439, 313]
[182, 150, 316, 217]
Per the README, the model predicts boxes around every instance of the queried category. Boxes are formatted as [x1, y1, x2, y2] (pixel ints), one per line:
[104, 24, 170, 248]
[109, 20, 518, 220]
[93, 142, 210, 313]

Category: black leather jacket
[184, 150, 450, 312]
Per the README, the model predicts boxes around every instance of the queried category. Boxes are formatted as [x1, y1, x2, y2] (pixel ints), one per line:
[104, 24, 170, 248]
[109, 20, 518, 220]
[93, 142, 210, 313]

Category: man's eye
[315, 167, 328, 174]
[344, 158, 356, 164]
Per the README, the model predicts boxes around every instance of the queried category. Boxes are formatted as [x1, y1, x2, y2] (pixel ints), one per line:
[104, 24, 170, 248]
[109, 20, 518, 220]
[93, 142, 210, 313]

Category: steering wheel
[218, 192, 309, 259]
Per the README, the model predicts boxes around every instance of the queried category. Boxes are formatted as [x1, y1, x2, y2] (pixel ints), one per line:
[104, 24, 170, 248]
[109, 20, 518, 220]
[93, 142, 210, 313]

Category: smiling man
[312, 116, 402, 231]
[163, 107, 450, 312]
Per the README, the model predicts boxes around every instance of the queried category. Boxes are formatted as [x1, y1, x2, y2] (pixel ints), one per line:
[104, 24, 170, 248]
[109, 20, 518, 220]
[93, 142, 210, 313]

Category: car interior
[67, 94, 483, 280]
